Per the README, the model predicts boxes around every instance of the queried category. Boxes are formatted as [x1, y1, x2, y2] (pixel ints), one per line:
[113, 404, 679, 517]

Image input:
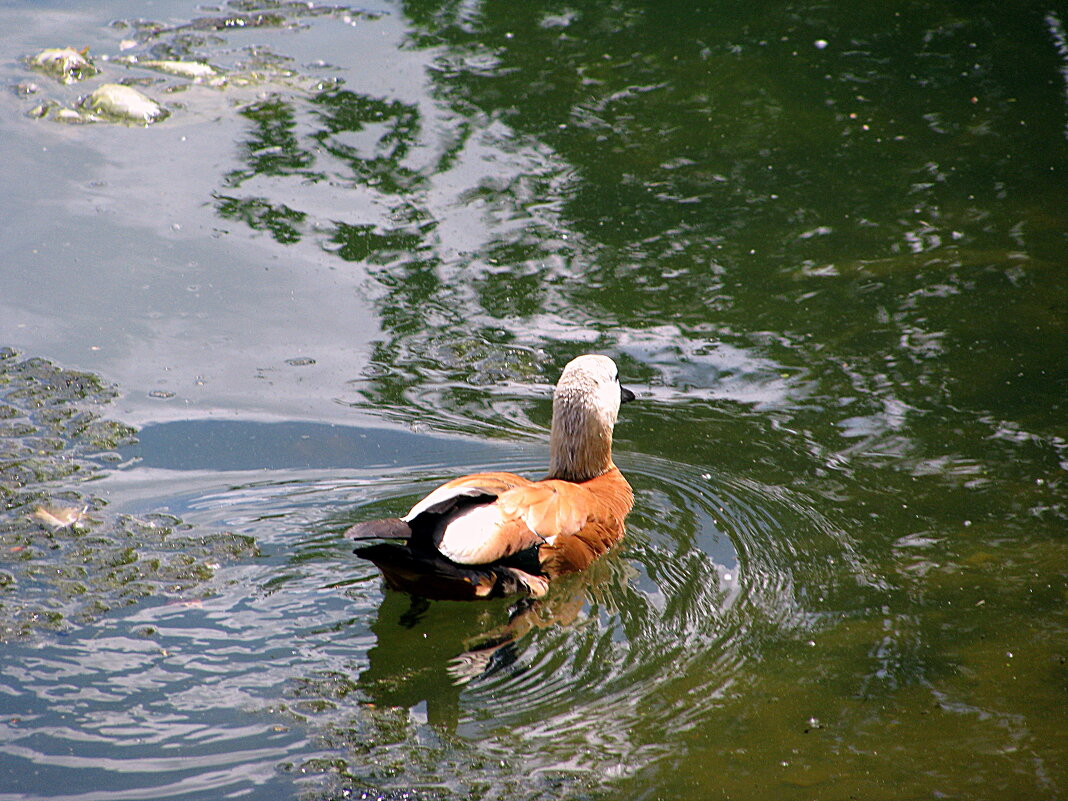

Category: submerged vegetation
[0, 348, 257, 641]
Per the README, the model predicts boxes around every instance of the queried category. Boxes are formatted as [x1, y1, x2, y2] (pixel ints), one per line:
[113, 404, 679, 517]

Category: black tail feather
[345, 517, 411, 540]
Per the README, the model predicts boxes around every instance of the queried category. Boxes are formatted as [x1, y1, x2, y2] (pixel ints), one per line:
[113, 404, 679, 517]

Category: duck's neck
[547, 392, 615, 482]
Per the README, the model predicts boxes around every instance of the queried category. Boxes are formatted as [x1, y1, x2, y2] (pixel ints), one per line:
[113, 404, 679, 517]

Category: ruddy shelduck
[347, 354, 635, 600]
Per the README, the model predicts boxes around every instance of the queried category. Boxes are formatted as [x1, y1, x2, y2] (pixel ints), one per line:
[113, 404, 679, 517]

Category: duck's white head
[548, 354, 634, 481]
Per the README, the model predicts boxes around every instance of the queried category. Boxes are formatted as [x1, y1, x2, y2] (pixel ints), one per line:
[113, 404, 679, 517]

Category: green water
[0, 0, 1065, 799]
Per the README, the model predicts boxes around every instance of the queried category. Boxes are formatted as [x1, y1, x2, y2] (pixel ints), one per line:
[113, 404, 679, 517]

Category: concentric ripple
[275, 447, 852, 799]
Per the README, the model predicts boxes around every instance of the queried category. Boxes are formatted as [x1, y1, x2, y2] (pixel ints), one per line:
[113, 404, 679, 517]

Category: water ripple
[280, 447, 852, 798]
[1, 435, 853, 801]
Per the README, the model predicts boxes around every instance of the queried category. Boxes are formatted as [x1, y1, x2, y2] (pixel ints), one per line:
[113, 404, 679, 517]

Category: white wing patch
[435, 504, 506, 564]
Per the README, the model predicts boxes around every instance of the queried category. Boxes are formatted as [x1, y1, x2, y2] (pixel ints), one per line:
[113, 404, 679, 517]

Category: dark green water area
[0, 0, 1065, 799]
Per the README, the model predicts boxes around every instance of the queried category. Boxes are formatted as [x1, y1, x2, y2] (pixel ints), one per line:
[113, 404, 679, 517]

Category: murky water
[2, 1, 1066, 799]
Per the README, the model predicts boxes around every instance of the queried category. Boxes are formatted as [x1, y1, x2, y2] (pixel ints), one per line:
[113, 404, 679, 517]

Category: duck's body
[347, 355, 634, 600]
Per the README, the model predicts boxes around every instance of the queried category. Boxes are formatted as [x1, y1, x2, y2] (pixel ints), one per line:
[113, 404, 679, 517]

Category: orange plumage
[347, 355, 634, 600]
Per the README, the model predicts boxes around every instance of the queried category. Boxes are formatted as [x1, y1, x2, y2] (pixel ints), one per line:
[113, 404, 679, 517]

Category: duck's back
[426, 467, 633, 576]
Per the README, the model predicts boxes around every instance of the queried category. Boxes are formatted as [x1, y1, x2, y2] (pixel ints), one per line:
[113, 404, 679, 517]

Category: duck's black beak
[620, 385, 636, 404]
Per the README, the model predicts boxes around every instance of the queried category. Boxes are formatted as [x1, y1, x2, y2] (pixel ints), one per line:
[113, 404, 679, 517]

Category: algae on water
[0, 348, 258, 641]
[80, 83, 169, 124]
[29, 47, 99, 84]
[20, 2, 366, 126]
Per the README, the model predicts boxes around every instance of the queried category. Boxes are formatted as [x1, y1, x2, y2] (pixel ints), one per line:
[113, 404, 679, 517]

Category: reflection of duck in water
[347, 354, 635, 600]
[359, 557, 632, 708]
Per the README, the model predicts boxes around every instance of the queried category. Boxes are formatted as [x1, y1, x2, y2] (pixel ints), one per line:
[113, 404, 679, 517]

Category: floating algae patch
[27, 46, 100, 84]
[136, 59, 219, 80]
[0, 348, 258, 641]
[19, 1, 377, 125]
[80, 83, 169, 125]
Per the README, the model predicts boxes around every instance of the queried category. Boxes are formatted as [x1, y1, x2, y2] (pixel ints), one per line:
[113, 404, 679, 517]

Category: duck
[346, 354, 635, 600]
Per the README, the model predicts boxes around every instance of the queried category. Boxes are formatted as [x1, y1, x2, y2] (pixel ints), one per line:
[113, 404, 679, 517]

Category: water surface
[1, 1, 1065, 799]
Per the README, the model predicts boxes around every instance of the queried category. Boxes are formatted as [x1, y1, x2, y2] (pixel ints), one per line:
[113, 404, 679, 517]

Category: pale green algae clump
[27, 82, 169, 126]
[80, 83, 169, 124]
[29, 47, 99, 84]
[137, 59, 219, 80]
[19, 2, 359, 127]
